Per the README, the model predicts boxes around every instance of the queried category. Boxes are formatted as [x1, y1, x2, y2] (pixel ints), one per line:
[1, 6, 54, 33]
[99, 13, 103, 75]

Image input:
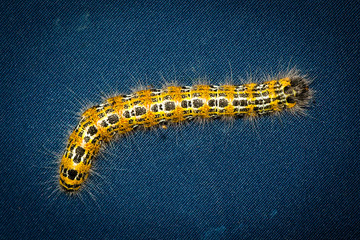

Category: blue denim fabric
[1, 0, 359, 239]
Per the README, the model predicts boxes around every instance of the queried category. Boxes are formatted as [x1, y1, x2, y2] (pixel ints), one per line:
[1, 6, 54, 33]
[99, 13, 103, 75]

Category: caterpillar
[58, 70, 312, 194]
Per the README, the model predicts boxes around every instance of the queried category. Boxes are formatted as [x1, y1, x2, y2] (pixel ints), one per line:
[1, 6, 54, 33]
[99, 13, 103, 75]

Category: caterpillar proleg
[59, 70, 313, 194]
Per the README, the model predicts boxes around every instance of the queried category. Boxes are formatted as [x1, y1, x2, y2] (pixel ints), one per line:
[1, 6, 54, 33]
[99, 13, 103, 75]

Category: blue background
[1, 0, 359, 239]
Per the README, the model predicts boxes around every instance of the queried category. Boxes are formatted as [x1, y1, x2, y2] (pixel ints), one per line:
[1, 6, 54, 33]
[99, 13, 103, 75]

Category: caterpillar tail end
[58, 156, 90, 194]
[58, 135, 94, 194]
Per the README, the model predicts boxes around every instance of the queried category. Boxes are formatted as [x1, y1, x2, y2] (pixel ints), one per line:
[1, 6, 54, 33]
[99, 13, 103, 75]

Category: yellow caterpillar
[59, 72, 312, 194]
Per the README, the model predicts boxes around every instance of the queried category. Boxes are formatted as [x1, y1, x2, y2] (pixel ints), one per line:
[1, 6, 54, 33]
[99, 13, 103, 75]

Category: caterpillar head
[283, 77, 311, 108]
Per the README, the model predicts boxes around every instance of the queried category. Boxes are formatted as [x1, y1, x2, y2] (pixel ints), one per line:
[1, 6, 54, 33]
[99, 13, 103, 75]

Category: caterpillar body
[59, 73, 312, 194]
